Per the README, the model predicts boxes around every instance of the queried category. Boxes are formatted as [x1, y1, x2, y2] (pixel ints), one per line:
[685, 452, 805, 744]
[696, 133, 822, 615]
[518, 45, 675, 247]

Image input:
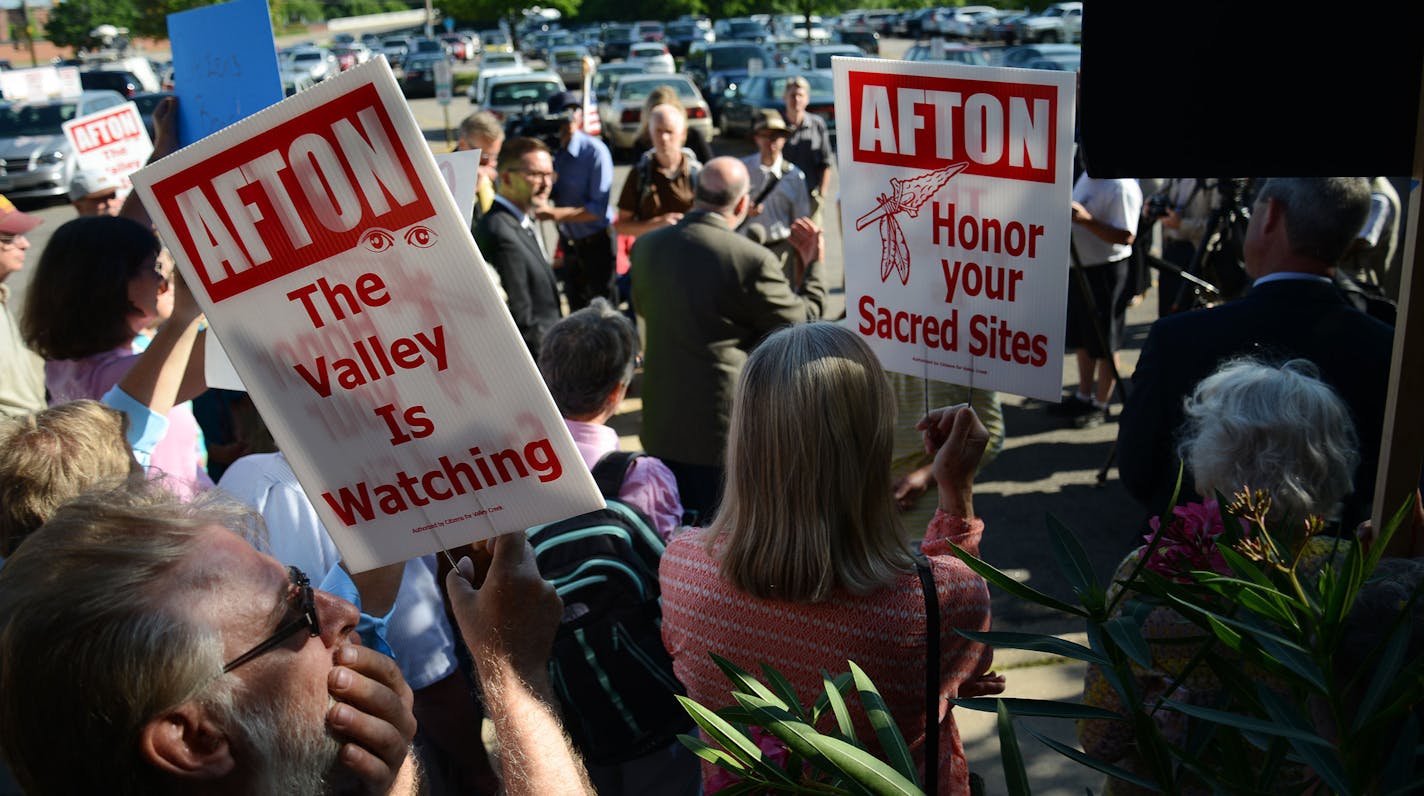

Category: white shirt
[740, 153, 812, 243]
[1071, 174, 1142, 266]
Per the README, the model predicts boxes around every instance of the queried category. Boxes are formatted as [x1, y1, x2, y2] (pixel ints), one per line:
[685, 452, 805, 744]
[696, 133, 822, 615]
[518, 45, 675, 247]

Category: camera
[503, 104, 565, 151]
[1145, 194, 1173, 220]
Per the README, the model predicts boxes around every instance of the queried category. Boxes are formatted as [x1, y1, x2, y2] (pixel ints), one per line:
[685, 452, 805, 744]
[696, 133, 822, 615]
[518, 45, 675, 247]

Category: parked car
[478, 71, 565, 120]
[440, 32, 475, 61]
[1013, 2, 1083, 44]
[286, 47, 338, 83]
[722, 19, 771, 44]
[551, 46, 592, 87]
[940, 5, 999, 39]
[776, 14, 831, 43]
[719, 68, 833, 139]
[997, 43, 1081, 69]
[380, 37, 414, 70]
[592, 62, 643, 101]
[77, 69, 143, 98]
[834, 26, 880, 55]
[331, 43, 371, 71]
[598, 73, 711, 152]
[988, 13, 1031, 44]
[1022, 51, 1081, 71]
[469, 55, 531, 103]
[903, 42, 990, 67]
[686, 41, 774, 120]
[664, 21, 713, 57]
[789, 44, 865, 70]
[479, 30, 512, 53]
[765, 36, 803, 67]
[600, 25, 635, 60]
[129, 90, 173, 140]
[400, 52, 447, 97]
[627, 42, 674, 74]
[630, 21, 664, 42]
[0, 89, 126, 199]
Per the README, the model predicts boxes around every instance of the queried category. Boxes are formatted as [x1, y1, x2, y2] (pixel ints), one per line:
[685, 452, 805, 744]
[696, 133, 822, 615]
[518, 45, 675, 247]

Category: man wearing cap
[69, 169, 124, 217]
[0, 194, 44, 418]
[740, 113, 812, 251]
[781, 76, 833, 222]
[535, 90, 618, 312]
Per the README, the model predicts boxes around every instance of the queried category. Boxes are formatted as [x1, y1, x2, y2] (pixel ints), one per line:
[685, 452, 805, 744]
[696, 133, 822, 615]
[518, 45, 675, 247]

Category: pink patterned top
[659, 511, 993, 793]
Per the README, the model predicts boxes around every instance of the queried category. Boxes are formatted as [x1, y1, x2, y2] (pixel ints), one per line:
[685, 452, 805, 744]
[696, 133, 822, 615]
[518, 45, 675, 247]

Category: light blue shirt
[551, 129, 615, 239]
[100, 385, 169, 469]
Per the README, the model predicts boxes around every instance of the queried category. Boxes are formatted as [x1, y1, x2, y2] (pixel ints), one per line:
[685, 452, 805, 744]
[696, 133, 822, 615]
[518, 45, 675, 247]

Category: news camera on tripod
[1144, 177, 1255, 315]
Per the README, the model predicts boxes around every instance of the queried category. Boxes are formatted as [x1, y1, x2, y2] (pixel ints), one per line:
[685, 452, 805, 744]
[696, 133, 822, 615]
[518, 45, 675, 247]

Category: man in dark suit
[475, 137, 563, 359]
[1118, 177, 1393, 528]
[631, 157, 827, 520]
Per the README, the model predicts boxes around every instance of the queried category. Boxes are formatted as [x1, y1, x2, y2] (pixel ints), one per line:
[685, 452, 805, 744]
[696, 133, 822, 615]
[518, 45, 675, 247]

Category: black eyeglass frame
[221, 566, 321, 674]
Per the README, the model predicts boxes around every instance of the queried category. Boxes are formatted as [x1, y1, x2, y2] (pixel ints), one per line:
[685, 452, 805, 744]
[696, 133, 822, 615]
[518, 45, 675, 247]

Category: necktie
[525, 218, 549, 263]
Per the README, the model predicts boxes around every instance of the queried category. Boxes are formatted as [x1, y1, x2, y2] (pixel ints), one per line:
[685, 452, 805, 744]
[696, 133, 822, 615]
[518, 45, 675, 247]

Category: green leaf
[676, 696, 801, 785]
[823, 670, 857, 742]
[954, 630, 1107, 665]
[1217, 545, 1277, 590]
[1161, 699, 1334, 747]
[1252, 634, 1328, 693]
[950, 697, 1125, 721]
[849, 661, 917, 782]
[947, 541, 1088, 617]
[996, 700, 1032, 796]
[711, 653, 788, 711]
[1046, 513, 1103, 611]
[811, 672, 855, 725]
[1019, 723, 1161, 791]
[1102, 615, 1152, 670]
[1158, 591, 1308, 654]
[678, 733, 750, 773]
[762, 663, 808, 722]
[1378, 712, 1421, 795]
[1253, 686, 1348, 794]
[1353, 613, 1413, 731]
[734, 693, 924, 796]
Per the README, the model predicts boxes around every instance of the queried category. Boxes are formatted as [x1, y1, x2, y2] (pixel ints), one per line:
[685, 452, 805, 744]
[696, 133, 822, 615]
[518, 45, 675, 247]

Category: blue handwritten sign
[168, 0, 283, 147]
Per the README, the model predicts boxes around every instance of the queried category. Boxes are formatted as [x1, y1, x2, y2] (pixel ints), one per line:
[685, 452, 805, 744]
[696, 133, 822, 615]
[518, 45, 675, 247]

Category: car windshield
[944, 49, 988, 66]
[382, 39, 406, 49]
[709, 46, 766, 69]
[617, 79, 698, 102]
[0, 103, 78, 136]
[728, 22, 765, 38]
[414, 40, 443, 53]
[485, 33, 508, 44]
[812, 49, 857, 68]
[293, 52, 321, 63]
[485, 55, 519, 67]
[595, 68, 637, 93]
[603, 26, 633, 41]
[667, 23, 694, 36]
[631, 45, 664, 56]
[488, 81, 560, 106]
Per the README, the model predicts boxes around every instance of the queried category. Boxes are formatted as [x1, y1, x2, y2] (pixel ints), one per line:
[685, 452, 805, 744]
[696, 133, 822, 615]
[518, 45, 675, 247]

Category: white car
[468, 53, 529, 103]
[626, 43, 674, 74]
[286, 47, 338, 83]
[479, 71, 565, 119]
[598, 73, 712, 152]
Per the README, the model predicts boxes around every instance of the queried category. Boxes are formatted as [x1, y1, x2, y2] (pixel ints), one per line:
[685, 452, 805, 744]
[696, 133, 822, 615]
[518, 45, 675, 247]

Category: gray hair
[1254, 177, 1371, 265]
[537, 298, 639, 419]
[1179, 357, 1358, 521]
[0, 481, 264, 795]
[458, 110, 504, 145]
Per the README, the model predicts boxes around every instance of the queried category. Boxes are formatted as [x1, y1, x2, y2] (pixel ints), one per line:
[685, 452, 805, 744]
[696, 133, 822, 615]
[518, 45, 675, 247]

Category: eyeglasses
[519, 169, 557, 183]
[222, 566, 320, 674]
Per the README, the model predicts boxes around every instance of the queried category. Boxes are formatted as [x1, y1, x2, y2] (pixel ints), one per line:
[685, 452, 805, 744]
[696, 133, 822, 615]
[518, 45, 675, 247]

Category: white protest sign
[206, 147, 481, 394]
[61, 102, 153, 189]
[833, 57, 1075, 401]
[131, 58, 604, 571]
[0, 66, 81, 101]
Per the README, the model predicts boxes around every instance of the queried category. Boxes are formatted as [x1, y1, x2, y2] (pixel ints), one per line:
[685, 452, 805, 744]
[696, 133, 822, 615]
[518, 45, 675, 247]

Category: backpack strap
[591, 451, 644, 499]
[915, 553, 939, 796]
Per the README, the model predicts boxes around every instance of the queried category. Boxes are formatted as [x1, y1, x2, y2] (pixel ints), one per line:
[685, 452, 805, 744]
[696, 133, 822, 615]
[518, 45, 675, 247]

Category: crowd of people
[0, 75, 1419, 796]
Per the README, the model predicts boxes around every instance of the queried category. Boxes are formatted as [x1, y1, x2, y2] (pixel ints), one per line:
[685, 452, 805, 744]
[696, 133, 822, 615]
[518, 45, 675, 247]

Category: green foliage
[678, 654, 926, 795]
[949, 488, 1424, 794]
[44, 0, 141, 50]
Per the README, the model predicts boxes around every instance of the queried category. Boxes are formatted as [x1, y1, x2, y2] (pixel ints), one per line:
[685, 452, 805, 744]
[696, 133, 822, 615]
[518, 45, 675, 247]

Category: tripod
[1168, 178, 1254, 313]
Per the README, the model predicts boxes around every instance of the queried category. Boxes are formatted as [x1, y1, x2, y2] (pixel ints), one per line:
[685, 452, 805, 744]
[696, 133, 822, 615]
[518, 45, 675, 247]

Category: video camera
[503, 103, 566, 152]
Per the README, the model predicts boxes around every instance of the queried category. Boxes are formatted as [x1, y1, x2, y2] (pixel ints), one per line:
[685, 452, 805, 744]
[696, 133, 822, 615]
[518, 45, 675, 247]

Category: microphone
[745, 222, 768, 245]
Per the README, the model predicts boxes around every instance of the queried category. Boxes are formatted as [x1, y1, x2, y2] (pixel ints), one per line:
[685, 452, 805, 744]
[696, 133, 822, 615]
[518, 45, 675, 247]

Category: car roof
[486, 71, 560, 85]
[3, 89, 123, 108]
[617, 73, 694, 85]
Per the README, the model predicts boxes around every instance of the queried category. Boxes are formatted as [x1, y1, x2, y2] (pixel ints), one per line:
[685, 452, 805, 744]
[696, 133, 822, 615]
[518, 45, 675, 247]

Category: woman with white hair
[659, 321, 999, 794]
[1079, 357, 1359, 794]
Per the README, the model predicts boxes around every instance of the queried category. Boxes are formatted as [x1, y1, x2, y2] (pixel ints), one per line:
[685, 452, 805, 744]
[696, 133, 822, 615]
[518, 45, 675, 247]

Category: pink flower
[1143, 500, 1234, 582]
[704, 726, 793, 793]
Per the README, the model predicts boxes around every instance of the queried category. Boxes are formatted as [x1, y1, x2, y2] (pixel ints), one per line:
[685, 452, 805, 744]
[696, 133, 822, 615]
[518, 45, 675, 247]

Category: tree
[440, 0, 579, 51]
[44, 0, 140, 51]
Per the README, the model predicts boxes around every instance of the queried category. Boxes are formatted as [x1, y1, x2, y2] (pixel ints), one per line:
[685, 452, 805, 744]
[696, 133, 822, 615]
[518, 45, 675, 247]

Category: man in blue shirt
[537, 91, 618, 311]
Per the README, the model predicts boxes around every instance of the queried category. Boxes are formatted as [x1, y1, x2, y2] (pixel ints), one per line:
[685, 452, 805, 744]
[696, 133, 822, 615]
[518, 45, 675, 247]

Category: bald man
[629, 156, 827, 519]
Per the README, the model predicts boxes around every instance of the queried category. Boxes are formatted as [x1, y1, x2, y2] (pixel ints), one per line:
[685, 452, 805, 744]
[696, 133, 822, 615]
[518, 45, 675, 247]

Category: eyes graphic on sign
[361, 229, 396, 253]
[404, 226, 436, 248]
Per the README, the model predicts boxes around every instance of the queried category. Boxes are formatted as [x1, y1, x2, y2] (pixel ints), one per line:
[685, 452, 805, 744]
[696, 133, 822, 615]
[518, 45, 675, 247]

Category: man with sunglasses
[0, 484, 420, 795]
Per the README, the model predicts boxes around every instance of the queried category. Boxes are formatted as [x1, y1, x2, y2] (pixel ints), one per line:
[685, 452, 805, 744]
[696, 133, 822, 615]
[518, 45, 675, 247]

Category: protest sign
[167, 0, 284, 147]
[131, 58, 604, 571]
[204, 148, 483, 394]
[0, 66, 80, 101]
[61, 102, 153, 189]
[834, 57, 1076, 401]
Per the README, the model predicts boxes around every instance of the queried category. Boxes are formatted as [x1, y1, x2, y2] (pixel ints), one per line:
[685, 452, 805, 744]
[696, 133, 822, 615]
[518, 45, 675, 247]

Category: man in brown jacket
[630, 157, 826, 521]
